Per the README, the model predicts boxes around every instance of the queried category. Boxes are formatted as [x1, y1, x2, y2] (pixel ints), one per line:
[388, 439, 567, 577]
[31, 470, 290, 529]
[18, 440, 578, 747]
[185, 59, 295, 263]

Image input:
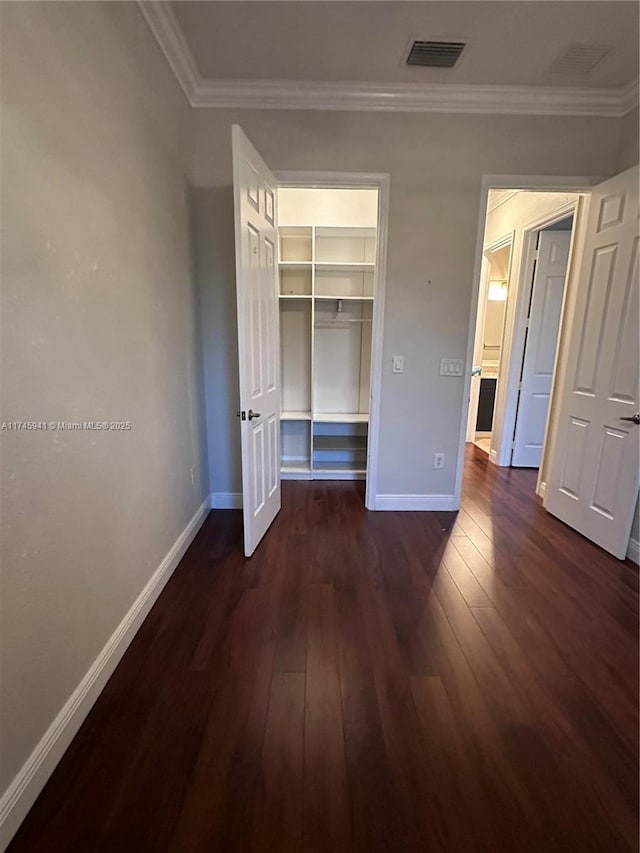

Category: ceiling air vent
[406, 41, 466, 69]
[547, 43, 617, 77]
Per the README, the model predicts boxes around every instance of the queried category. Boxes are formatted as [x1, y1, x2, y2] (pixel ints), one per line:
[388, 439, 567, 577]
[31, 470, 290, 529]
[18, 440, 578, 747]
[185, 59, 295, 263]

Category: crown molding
[188, 79, 638, 116]
[138, 2, 639, 118]
[137, 0, 199, 101]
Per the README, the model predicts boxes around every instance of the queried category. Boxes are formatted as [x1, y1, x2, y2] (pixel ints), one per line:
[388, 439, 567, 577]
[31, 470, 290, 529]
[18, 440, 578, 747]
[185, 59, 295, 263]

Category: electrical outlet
[433, 453, 445, 470]
[392, 355, 404, 374]
[190, 466, 197, 485]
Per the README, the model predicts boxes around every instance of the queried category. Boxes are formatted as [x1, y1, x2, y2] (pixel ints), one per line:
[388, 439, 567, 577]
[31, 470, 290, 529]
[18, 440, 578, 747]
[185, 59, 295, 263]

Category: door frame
[454, 174, 602, 508]
[275, 170, 390, 510]
[466, 232, 514, 448]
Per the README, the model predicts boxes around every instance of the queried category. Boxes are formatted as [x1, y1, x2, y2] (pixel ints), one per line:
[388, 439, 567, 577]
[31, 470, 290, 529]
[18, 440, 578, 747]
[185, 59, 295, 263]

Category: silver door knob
[248, 409, 261, 421]
[620, 413, 640, 424]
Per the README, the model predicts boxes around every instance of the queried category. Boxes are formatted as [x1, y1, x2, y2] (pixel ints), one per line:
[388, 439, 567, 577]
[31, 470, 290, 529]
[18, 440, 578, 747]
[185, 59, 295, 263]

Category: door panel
[232, 125, 281, 556]
[512, 230, 571, 467]
[574, 244, 616, 394]
[608, 237, 638, 402]
[558, 417, 589, 499]
[545, 166, 640, 559]
[591, 427, 626, 518]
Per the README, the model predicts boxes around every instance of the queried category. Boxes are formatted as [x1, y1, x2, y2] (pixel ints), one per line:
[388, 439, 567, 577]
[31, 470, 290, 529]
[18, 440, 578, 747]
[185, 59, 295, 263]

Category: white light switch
[440, 358, 464, 377]
[392, 355, 404, 373]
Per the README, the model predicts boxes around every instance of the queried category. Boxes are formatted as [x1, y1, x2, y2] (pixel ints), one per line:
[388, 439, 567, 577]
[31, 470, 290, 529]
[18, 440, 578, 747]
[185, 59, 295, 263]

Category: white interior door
[232, 125, 281, 556]
[512, 230, 571, 467]
[545, 166, 639, 559]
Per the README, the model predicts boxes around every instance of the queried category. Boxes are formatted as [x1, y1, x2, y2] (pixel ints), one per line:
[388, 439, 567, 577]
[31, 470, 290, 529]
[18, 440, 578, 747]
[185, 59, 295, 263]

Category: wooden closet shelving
[278, 212, 377, 480]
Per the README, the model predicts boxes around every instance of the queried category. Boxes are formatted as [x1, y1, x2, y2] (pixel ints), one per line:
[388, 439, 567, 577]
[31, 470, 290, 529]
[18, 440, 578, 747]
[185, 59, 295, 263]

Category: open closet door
[512, 230, 571, 468]
[232, 125, 281, 556]
[545, 165, 639, 559]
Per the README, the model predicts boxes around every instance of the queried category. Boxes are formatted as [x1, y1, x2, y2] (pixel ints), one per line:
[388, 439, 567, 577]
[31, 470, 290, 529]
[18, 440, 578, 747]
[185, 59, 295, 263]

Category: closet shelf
[312, 462, 367, 474]
[313, 413, 369, 423]
[314, 320, 371, 329]
[281, 411, 312, 421]
[315, 262, 375, 272]
[314, 295, 374, 301]
[314, 436, 367, 452]
[279, 187, 378, 482]
[315, 226, 376, 237]
[282, 462, 311, 474]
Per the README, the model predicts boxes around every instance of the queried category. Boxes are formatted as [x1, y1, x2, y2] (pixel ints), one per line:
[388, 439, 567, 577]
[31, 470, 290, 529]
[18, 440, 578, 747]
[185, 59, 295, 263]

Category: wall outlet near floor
[433, 452, 445, 470]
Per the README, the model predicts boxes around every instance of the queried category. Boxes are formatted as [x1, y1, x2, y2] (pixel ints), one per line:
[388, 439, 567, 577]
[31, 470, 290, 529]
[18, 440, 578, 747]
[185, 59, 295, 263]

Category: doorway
[467, 238, 512, 457]
[232, 126, 390, 555]
[511, 215, 574, 469]
[455, 168, 639, 562]
[275, 175, 390, 511]
[463, 189, 580, 485]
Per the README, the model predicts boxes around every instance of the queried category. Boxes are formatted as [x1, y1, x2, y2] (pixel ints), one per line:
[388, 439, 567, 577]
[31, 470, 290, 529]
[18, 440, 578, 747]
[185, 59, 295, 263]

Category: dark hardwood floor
[9, 445, 639, 852]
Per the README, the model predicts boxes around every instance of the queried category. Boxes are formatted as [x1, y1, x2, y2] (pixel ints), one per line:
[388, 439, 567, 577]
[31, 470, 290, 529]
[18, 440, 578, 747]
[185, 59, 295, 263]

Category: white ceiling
[170, 1, 639, 88]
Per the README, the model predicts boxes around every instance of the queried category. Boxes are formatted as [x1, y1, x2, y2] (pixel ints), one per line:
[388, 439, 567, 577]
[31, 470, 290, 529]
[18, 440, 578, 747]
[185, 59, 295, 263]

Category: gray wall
[0, 2, 206, 793]
[632, 497, 640, 544]
[190, 109, 623, 498]
[191, 187, 241, 495]
[617, 106, 640, 172]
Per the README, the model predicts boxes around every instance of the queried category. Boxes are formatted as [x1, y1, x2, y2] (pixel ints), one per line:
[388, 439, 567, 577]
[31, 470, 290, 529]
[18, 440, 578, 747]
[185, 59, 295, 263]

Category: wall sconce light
[488, 279, 508, 301]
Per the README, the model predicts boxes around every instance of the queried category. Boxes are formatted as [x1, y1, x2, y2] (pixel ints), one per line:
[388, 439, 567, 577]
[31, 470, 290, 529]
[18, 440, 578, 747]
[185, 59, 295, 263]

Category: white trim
[367, 176, 390, 511]
[374, 494, 457, 511]
[484, 233, 515, 255]
[0, 497, 210, 851]
[190, 79, 639, 117]
[209, 491, 243, 509]
[454, 175, 601, 508]
[273, 170, 390, 511]
[136, 0, 199, 103]
[487, 190, 519, 213]
[467, 232, 515, 446]
[627, 537, 640, 565]
[537, 481, 547, 499]
[137, 5, 638, 117]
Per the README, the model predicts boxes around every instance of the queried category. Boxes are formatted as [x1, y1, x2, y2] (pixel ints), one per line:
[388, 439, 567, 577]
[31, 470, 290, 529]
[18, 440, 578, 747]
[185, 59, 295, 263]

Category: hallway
[9, 446, 639, 852]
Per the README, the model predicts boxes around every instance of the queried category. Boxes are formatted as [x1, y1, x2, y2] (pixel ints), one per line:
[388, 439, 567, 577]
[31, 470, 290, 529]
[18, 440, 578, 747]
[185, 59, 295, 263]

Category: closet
[277, 187, 379, 480]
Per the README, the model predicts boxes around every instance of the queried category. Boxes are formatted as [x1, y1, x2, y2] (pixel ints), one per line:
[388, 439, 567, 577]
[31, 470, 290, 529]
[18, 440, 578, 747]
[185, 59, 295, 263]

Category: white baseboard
[627, 536, 640, 565]
[0, 496, 210, 851]
[373, 494, 458, 511]
[209, 491, 242, 509]
[537, 481, 547, 498]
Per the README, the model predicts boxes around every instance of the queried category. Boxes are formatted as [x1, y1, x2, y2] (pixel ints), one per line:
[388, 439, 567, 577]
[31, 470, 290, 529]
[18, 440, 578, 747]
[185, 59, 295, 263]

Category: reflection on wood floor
[9, 444, 639, 853]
